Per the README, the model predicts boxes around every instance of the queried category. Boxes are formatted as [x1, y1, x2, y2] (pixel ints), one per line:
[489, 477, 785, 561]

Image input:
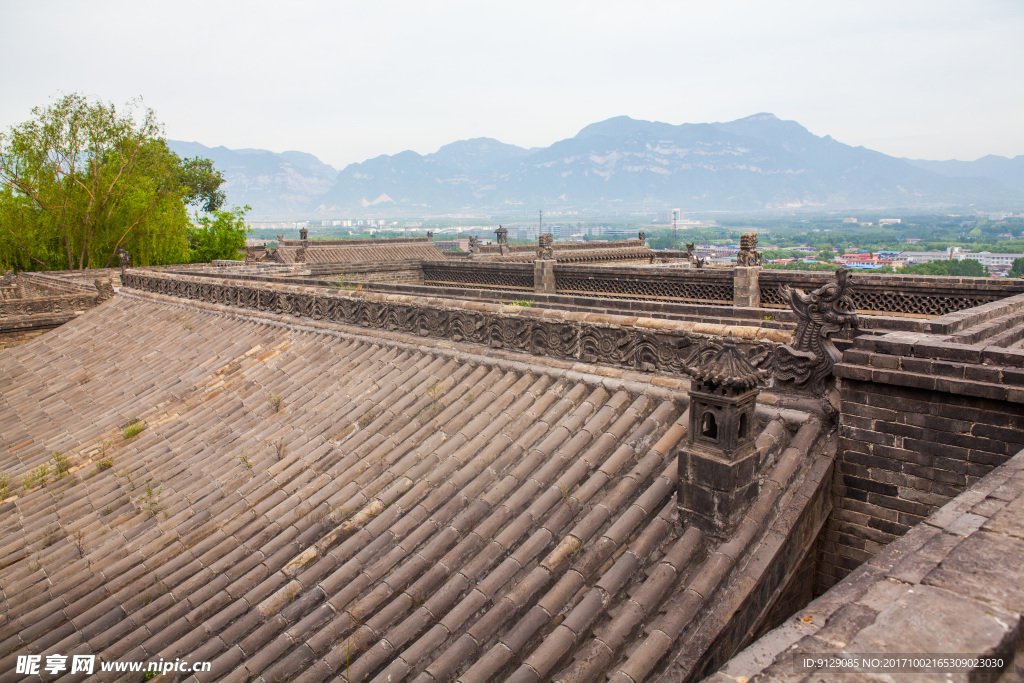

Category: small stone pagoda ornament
[495, 226, 508, 256]
[679, 334, 767, 538]
[736, 233, 762, 266]
[537, 233, 554, 260]
[118, 248, 131, 276]
[773, 268, 858, 394]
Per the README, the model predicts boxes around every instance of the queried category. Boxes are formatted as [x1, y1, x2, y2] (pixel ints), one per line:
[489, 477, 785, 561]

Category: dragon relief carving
[773, 268, 858, 394]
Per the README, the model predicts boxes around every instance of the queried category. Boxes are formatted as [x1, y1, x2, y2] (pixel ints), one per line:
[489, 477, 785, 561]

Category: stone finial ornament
[468, 236, 480, 254]
[773, 268, 858, 394]
[495, 226, 508, 245]
[299, 228, 308, 241]
[118, 248, 131, 275]
[1, 269, 14, 286]
[427, 231, 433, 239]
[537, 233, 554, 260]
[688, 334, 767, 395]
[638, 231, 646, 245]
[736, 233, 762, 267]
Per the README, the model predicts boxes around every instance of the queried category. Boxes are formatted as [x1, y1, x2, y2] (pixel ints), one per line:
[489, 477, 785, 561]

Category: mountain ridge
[169, 115, 1023, 217]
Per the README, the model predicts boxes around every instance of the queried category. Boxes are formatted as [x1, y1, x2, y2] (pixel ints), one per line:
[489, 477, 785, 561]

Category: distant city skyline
[1, 0, 1022, 168]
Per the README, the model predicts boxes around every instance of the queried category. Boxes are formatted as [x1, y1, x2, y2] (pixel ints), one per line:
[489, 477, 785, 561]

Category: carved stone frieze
[124, 272, 778, 382]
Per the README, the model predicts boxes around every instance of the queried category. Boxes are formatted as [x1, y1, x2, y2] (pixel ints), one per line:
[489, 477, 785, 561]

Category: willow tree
[0, 93, 226, 270]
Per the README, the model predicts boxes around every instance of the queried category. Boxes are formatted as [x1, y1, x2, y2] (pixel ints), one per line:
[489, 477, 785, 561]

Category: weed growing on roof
[41, 523, 61, 548]
[409, 586, 427, 608]
[22, 463, 49, 490]
[72, 529, 86, 557]
[140, 479, 161, 518]
[120, 418, 146, 440]
[238, 450, 253, 470]
[96, 456, 113, 472]
[357, 407, 381, 429]
[0, 471, 10, 499]
[510, 299, 535, 307]
[557, 483, 571, 502]
[419, 382, 445, 418]
[51, 451, 70, 480]
[272, 438, 287, 460]
[267, 394, 285, 413]
[102, 507, 112, 516]
[328, 277, 361, 291]
[179, 315, 193, 330]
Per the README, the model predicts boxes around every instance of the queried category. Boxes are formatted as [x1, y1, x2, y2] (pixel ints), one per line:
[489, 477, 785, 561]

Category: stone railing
[421, 261, 1024, 317]
[760, 270, 1024, 316]
[422, 261, 535, 291]
[123, 270, 787, 381]
[554, 264, 734, 303]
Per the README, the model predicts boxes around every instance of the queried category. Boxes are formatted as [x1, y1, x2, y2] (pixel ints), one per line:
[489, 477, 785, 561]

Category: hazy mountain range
[168, 114, 1024, 218]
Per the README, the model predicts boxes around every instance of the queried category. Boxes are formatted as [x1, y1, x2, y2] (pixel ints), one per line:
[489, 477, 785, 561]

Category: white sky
[1, 0, 1021, 169]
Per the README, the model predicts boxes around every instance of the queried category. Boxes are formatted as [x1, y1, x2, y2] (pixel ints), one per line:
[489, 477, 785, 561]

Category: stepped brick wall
[821, 293, 1024, 589]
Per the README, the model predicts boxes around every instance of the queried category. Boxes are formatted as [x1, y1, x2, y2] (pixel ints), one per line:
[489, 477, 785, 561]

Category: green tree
[900, 259, 988, 277]
[188, 205, 251, 263]
[0, 93, 226, 271]
[1009, 257, 1024, 278]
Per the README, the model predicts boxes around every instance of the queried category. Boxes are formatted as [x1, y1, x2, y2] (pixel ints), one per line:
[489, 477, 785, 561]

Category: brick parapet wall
[820, 330, 1024, 589]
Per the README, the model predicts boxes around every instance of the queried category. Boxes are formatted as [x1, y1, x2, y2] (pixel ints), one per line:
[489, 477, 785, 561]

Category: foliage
[51, 451, 70, 480]
[1009, 258, 1024, 278]
[763, 261, 840, 271]
[0, 93, 229, 271]
[899, 259, 988, 277]
[188, 205, 251, 263]
[0, 471, 9, 499]
[121, 418, 146, 439]
[140, 478, 161, 518]
[22, 463, 49, 490]
[267, 394, 284, 413]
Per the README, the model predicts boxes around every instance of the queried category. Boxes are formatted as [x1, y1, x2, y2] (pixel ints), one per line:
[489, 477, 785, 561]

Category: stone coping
[707, 446, 1024, 683]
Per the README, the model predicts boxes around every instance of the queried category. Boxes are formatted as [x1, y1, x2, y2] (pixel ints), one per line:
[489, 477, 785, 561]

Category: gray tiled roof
[0, 292, 815, 682]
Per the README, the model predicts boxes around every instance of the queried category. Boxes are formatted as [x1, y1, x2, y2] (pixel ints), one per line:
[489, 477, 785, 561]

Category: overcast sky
[2, 1, 1021, 169]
